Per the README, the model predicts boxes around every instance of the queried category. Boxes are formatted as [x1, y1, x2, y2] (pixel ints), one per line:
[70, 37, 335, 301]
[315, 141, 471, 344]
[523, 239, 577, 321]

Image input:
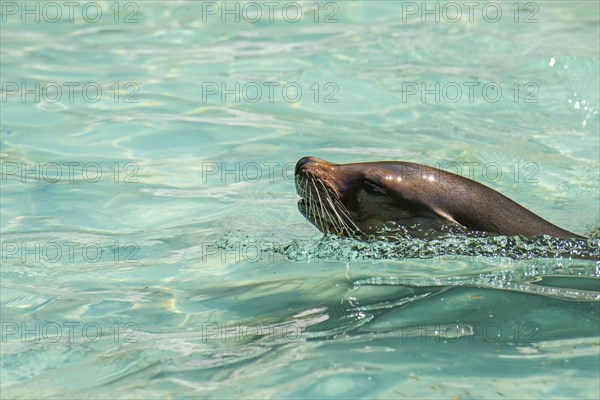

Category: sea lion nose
[295, 156, 314, 175]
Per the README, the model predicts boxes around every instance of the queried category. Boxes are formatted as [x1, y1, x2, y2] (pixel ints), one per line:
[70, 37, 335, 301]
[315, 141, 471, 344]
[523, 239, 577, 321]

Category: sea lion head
[294, 156, 430, 237]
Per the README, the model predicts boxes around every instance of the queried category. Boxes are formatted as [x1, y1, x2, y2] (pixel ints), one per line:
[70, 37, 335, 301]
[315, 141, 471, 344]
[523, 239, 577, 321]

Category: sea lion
[294, 156, 584, 239]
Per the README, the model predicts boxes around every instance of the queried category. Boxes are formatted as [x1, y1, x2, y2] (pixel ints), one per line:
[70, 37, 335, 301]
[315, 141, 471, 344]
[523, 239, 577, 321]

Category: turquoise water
[1, 1, 599, 398]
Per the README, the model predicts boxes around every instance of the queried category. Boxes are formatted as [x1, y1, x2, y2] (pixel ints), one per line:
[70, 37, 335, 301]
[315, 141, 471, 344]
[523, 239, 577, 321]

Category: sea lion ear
[431, 207, 466, 228]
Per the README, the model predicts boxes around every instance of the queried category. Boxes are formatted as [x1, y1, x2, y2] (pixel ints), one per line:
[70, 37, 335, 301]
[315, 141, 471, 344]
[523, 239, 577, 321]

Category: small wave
[271, 233, 600, 263]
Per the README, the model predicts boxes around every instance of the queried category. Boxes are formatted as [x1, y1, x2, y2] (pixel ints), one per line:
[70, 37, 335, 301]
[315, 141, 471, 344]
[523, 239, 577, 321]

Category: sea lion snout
[294, 156, 332, 175]
[295, 156, 313, 175]
[295, 157, 361, 200]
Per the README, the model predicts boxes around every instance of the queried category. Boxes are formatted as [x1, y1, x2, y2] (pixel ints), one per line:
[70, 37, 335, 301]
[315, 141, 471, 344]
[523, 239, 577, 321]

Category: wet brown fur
[295, 157, 583, 239]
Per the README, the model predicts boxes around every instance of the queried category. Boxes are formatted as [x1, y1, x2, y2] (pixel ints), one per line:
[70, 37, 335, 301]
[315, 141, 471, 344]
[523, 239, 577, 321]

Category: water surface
[1, 1, 599, 398]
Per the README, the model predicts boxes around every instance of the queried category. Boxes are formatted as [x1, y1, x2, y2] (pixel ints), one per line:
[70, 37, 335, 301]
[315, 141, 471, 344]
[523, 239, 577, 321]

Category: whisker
[316, 178, 360, 236]
[312, 179, 331, 234]
[317, 179, 349, 235]
[296, 172, 361, 238]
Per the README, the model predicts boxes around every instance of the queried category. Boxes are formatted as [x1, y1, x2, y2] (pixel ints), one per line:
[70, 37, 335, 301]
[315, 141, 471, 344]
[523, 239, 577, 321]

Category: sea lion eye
[363, 180, 387, 196]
